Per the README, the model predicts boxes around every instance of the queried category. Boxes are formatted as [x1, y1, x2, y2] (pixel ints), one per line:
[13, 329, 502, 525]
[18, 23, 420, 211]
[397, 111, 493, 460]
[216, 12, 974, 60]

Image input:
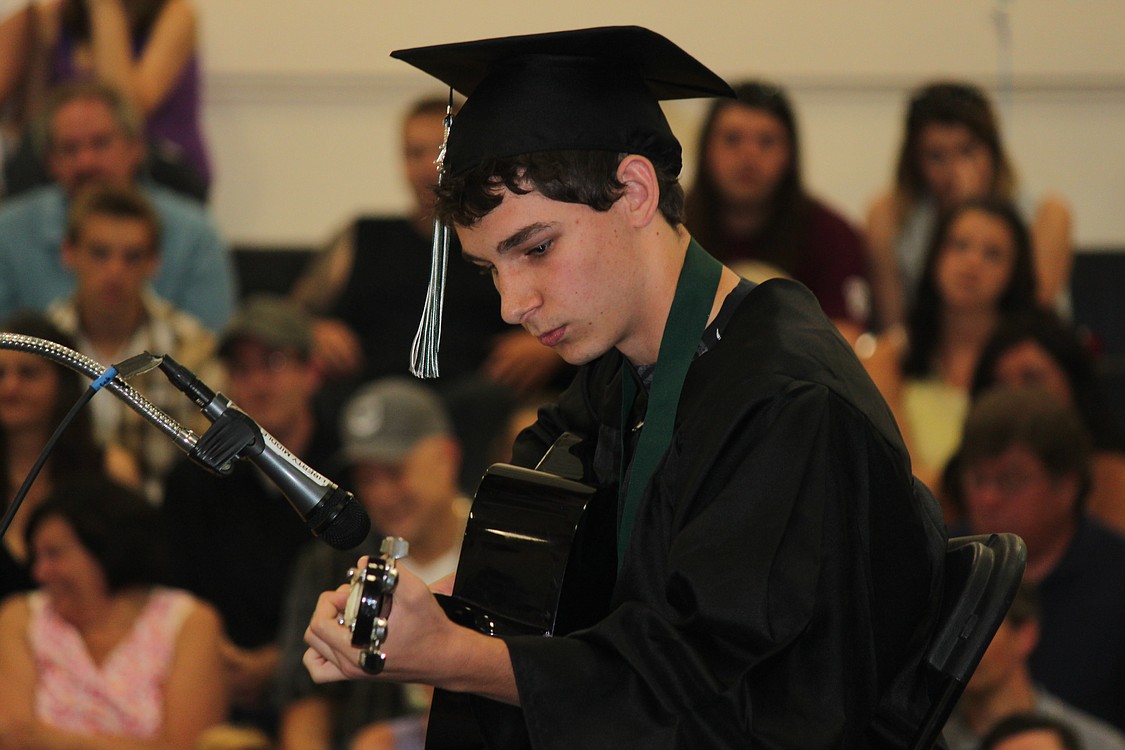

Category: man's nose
[497, 272, 539, 326]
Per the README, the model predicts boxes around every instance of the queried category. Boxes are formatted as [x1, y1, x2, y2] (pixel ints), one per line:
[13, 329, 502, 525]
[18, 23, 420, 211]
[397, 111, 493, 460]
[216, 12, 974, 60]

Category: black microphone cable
[0, 349, 167, 539]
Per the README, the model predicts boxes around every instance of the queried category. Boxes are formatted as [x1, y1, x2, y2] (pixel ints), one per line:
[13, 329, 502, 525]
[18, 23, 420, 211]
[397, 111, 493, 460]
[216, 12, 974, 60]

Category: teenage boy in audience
[48, 183, 218, 499]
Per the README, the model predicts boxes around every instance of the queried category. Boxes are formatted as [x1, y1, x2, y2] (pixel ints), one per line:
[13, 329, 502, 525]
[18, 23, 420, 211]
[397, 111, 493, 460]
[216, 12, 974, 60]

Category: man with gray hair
[276, 377, 469, 750]
[0, 81, 234, 331]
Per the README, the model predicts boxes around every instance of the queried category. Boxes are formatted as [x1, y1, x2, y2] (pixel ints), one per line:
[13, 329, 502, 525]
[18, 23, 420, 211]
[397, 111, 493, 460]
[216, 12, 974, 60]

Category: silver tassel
[409, 101, 454, 378]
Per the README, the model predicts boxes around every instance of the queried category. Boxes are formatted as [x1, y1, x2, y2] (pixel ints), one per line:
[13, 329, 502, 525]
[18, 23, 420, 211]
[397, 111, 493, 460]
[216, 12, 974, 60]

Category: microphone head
[308, 487, 371, 549]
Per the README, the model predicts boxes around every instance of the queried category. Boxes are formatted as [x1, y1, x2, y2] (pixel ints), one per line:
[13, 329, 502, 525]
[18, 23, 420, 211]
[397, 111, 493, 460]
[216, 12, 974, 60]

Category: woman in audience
[1, 312, 139, 599]
[971, 308, 1125, 534]
[3, 0, 210, 196]
[866, 81, 1071, 329]
[860, 197, 1038, 494]
[0, 477, 227, 749]
[686, 80, 871, 342]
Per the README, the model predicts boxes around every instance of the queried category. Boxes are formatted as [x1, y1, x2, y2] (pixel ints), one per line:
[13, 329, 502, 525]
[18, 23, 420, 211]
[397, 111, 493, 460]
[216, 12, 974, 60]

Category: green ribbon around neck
[618, 239, 722, 569]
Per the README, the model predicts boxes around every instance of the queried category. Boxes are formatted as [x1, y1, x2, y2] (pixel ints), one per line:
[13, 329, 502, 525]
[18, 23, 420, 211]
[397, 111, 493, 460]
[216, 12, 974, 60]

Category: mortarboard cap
[391, 26, 734, 177]
[392, 27, 732, 378]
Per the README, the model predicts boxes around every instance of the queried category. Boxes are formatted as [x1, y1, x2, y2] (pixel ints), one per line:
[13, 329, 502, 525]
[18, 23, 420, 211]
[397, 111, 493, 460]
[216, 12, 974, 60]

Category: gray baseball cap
[339, 378, 452, 465]
[219, 295, 312, 360]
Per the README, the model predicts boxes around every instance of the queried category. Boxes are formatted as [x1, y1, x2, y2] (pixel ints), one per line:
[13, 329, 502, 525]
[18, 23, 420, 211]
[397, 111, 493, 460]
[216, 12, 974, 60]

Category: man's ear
[616, 155, 661, 229]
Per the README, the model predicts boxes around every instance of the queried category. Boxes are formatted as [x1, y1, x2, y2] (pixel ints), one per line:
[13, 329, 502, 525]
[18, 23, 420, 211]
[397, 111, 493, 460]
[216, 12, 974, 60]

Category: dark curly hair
[434, 150, 684, 229]
[25, 476, 169, 592]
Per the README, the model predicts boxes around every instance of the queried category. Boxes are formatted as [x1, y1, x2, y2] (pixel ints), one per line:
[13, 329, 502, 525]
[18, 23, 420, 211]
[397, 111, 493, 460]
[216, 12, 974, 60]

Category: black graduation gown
[496, 278, 947, 749]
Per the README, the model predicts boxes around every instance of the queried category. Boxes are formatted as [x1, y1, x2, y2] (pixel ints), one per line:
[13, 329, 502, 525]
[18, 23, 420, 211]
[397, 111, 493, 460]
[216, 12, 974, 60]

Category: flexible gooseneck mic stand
[0, 334, 196, 540]
[0, 333, 369, 549]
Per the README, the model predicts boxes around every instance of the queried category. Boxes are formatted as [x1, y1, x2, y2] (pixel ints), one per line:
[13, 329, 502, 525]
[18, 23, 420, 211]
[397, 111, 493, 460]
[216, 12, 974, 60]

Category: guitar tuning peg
[380, 536, 410, 560]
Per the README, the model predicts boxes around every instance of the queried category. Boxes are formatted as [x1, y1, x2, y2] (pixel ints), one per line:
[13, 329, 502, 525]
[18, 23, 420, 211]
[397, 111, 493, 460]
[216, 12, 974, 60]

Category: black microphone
[157, 354, 370, 550]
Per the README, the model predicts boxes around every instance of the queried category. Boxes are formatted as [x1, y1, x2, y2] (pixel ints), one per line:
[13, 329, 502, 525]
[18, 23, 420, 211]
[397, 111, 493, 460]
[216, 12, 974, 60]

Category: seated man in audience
[275, 377, 469, 750]
[48, 183, 219, 499]
[942, 583, 1125, 750]
[0, 80, 234, 331]
[957, 387, 1125, 733]
[162, 296, 337, 735]
[290, 95, 566, 490]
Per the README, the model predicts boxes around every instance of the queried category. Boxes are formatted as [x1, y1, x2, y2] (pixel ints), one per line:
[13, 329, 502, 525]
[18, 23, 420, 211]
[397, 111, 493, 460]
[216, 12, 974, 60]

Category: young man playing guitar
[304, 26, 947, 749]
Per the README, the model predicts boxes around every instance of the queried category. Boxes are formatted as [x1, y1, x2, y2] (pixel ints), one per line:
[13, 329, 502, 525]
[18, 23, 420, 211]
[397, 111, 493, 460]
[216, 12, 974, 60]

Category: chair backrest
[910, 533, 1027, 750]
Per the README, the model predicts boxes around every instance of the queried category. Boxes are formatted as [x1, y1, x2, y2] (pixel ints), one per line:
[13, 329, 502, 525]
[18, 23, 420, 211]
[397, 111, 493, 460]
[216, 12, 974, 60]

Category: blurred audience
[956, 387, 1125, 732]
[970, 308, 1125, 534]
[685, 80, 870, 342]
[866, 81, 1071, 328]
[2, 0, 210, 199]
[0, 476, 227, 749]
[0, 81, 233, 330]
[161, 295, 335, 735]
[275, 378, 469, 750]
[860, 197, 1038, 492]
[47, 183, 218, 499]
[943, 583, 1125, 750]
[1, 312, 139, 600]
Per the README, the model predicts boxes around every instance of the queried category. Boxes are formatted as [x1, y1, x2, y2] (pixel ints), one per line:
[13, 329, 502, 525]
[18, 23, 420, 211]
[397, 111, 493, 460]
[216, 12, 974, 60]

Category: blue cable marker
[91, 366, 118, 391]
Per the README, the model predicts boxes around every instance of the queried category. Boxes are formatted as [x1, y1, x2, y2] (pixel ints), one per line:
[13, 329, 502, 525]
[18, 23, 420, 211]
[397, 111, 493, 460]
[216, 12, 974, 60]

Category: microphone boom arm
[0, 332, 370, 549]
[0, 332, 200, 457]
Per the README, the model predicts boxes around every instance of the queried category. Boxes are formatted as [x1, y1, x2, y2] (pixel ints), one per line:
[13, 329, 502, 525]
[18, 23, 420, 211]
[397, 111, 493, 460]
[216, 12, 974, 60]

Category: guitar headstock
[340, 536, 409, 674]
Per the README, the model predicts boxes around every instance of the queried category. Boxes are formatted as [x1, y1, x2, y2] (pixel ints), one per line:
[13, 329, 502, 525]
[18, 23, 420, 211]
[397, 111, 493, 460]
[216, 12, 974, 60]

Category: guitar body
[424, 453, 604, 750]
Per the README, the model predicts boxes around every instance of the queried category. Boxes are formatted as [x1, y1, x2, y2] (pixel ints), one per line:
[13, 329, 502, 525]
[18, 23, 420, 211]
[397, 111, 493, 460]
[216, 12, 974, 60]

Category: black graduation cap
[391, 26, 734, 177]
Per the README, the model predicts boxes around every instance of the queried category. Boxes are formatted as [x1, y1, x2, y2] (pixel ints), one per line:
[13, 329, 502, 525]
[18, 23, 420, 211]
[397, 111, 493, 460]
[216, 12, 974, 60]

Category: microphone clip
[189, 403, 260, 475]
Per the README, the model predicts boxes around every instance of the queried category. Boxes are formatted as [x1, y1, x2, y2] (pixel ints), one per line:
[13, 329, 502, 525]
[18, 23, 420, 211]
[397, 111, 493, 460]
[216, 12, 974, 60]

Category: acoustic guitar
[345, 433, 606, 749]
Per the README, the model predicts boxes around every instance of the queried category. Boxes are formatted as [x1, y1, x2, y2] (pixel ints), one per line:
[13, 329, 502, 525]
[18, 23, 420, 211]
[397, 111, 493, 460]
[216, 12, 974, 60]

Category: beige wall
[194, 1, 1125, 247]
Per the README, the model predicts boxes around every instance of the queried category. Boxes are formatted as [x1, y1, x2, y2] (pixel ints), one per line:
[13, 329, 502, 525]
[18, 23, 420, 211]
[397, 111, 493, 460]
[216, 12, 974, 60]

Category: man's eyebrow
[461, 221, 557, 265]
[496, 222, 556, 256]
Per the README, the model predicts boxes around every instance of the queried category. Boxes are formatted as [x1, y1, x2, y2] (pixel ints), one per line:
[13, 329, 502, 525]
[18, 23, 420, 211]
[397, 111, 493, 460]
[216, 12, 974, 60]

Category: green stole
[618, 239, 722, 569]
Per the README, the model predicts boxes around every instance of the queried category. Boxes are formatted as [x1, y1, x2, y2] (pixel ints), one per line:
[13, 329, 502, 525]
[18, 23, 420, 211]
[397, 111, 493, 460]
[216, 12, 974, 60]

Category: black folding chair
[910, 533, 1027, 750]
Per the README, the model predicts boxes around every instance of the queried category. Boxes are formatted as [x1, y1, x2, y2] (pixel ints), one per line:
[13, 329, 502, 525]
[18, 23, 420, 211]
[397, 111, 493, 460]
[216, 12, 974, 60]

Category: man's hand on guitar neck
[302, 562, 520, 706]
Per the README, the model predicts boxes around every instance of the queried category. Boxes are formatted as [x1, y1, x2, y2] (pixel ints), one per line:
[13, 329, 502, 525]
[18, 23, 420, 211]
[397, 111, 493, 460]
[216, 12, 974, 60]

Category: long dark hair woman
[685, 80, 871, 342]
[859, 197, 1038, 492]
